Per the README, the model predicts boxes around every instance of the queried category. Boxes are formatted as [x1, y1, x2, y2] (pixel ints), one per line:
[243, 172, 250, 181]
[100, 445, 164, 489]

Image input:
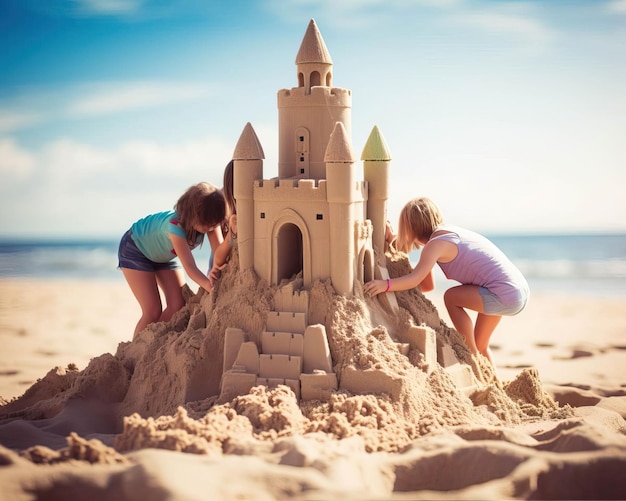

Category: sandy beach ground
[2, 279, 624, 401]
[0, 279, 137, 402]
[1, 277, 625, 500]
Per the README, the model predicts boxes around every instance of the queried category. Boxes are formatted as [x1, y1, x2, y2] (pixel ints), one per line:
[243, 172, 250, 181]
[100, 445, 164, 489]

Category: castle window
[296, 128, 309, 153]
[300, 168, 305, 174]
[260, 212, 265, 219]
[316, 214, 323, 220]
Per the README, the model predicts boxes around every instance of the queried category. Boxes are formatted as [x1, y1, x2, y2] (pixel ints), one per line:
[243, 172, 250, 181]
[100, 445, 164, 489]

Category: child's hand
[363, 279, 385, 297]
[208, 269, 220, 286]
[209, 263, 228, 284]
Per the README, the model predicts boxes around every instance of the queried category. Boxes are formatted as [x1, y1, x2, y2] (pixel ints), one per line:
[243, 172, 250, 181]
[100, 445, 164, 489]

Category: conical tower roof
[361, 126, 392, 161]
[295, 18, 333, 64]
[233, 122, 265, 160]
[324, 122, 354, 163]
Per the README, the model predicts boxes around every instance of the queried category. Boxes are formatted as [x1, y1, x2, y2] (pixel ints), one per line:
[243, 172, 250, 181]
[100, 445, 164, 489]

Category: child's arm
[418, 270, 435, 292]
[169, 234, 214, 292]
[208, 237, 232, 283]
[208, 214, 237, 283]
[206, 225, 224, 259]
[212, 238, 231, 268]
[363, 240, 447, 296]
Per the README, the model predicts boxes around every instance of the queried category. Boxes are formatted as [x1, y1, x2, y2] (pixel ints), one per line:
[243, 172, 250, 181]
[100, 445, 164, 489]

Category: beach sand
[1, 252, 625, 500]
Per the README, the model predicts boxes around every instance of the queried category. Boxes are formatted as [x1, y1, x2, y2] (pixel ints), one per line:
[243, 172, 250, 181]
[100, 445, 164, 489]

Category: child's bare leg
[156, 269, 186, 323]
[444, 285, 484, 355]
[474, 313, 501, 366]
[122, 268, 162, 336]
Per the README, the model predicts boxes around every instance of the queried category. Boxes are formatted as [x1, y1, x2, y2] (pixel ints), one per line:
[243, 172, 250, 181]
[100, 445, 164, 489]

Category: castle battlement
[278, 86, 351, 106]
[253, 178, 368, 203]
[254, 178, 327, 202]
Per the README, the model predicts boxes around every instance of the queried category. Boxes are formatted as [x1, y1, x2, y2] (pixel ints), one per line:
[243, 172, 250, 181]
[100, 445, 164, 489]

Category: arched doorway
[358, 246, 374, 284]
[276, 222, 303, 284]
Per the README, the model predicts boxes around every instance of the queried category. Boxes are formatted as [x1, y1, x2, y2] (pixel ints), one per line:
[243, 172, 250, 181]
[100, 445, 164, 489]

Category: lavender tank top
[431, 225, 529, 305]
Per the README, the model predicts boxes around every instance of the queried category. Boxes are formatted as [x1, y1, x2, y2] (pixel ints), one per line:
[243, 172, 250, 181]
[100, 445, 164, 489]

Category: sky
[1, 0, 625, 239]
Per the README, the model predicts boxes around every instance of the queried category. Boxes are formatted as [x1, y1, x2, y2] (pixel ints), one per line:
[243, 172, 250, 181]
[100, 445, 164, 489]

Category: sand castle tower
[232, 19, 391, 297]
[221, 19, 410, 403]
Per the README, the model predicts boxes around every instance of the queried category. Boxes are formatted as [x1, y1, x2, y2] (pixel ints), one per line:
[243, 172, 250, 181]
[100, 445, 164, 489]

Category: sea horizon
[1, 232, 625, 298]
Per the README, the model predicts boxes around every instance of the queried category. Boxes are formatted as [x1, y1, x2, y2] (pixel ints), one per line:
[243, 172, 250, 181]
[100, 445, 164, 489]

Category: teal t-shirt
[131, 210, 203, 263]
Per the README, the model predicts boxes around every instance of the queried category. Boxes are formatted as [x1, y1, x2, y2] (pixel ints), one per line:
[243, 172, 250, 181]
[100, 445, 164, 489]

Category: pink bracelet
[385, 278, 391, 292]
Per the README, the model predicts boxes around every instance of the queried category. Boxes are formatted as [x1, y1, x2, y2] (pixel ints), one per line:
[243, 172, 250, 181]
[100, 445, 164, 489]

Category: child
[364, 196, 529, 366]
[208, 160, 237, 282]
[118, 182, 226, 336]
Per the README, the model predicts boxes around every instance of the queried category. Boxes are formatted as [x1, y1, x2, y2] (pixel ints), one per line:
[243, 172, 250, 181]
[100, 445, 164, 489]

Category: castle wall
[250, 177, 368, 291]
[364, 162, 389, 260]
[277, 87, 351, 180]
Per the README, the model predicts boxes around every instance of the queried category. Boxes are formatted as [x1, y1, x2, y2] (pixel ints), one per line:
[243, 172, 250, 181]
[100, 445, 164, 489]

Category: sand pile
[2, 245, 625, 500]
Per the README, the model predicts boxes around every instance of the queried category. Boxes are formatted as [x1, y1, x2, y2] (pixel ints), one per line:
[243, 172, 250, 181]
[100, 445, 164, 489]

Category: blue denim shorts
[479, 286, 528, 316]
[118, 229, 180, 272]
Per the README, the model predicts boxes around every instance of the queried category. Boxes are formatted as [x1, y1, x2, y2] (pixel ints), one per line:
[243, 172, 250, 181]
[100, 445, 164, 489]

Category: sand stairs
[406, 324, 477, 395]
[220, 278, 476, 402]
[219, 281, 338, 402]
[340, 321, 477, 399]
[368, 263, 477, 396]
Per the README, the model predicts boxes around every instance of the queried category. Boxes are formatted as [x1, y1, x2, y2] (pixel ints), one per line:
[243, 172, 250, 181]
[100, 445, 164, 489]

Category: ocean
[1, 234, 625, 297]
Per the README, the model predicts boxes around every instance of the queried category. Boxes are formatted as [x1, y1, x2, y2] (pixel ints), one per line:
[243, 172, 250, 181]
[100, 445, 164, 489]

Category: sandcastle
[0, 22, 573, 470]
[219, 19, 476, 403]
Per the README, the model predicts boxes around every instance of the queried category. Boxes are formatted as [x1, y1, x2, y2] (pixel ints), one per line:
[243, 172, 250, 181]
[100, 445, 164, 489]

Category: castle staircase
[220, 280, 476, 402]
[219, 281, 338, 402]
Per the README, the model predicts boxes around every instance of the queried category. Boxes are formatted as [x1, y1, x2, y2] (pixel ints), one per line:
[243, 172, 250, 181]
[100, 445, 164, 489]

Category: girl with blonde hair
[365, 197, 529, 366]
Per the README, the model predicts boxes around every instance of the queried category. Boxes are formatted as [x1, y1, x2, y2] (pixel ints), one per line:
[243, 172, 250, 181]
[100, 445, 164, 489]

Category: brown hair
[223, 160, 235, 216]
[174, 182, 225, 244]
[397, 197, 443, 253]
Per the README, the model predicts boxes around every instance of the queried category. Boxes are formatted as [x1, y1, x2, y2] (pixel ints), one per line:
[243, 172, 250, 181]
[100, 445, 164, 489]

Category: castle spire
[325, 121, 357, 296]
[294, 18, 333, 91]
[295, 19, 333, 65]
[324, 122, 355, 163]
[233, 122, 264, 271]
[361, 125, 391, 162]
[233, 122, 265, 160]
[362, 125, 391, 261]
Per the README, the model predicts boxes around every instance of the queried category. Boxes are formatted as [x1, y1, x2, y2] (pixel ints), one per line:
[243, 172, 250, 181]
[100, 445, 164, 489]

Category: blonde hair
[397, 197, 443, 253]
[175, 182, 225, 243]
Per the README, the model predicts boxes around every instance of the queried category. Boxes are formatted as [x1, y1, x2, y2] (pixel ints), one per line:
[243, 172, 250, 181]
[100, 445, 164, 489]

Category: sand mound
[1, 247, 570, 447]
[3, 245, 625, 500]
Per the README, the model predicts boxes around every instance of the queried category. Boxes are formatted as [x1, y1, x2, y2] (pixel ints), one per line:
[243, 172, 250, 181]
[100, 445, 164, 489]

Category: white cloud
[448, 5, 553, 47]
[0, 134, 239, 236]
[0, 81, 214, 134]
[0, 138, 36, 181]
[117, 137, 234, 176]
[67, 81, 213, 117]
[606, 0, 626, 13]
[44, 0, 220, 20]
[264, 0, 463, 28]
[265, 0, 551, 47]
[1, 134, 235, 189]
[41, 138, 117, 179]
[71, 0, 143, 15]
[0, 111, 45, 134]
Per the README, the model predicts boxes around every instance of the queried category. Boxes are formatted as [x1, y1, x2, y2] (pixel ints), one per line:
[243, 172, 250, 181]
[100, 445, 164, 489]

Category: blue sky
[1, 0, 625, 238]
